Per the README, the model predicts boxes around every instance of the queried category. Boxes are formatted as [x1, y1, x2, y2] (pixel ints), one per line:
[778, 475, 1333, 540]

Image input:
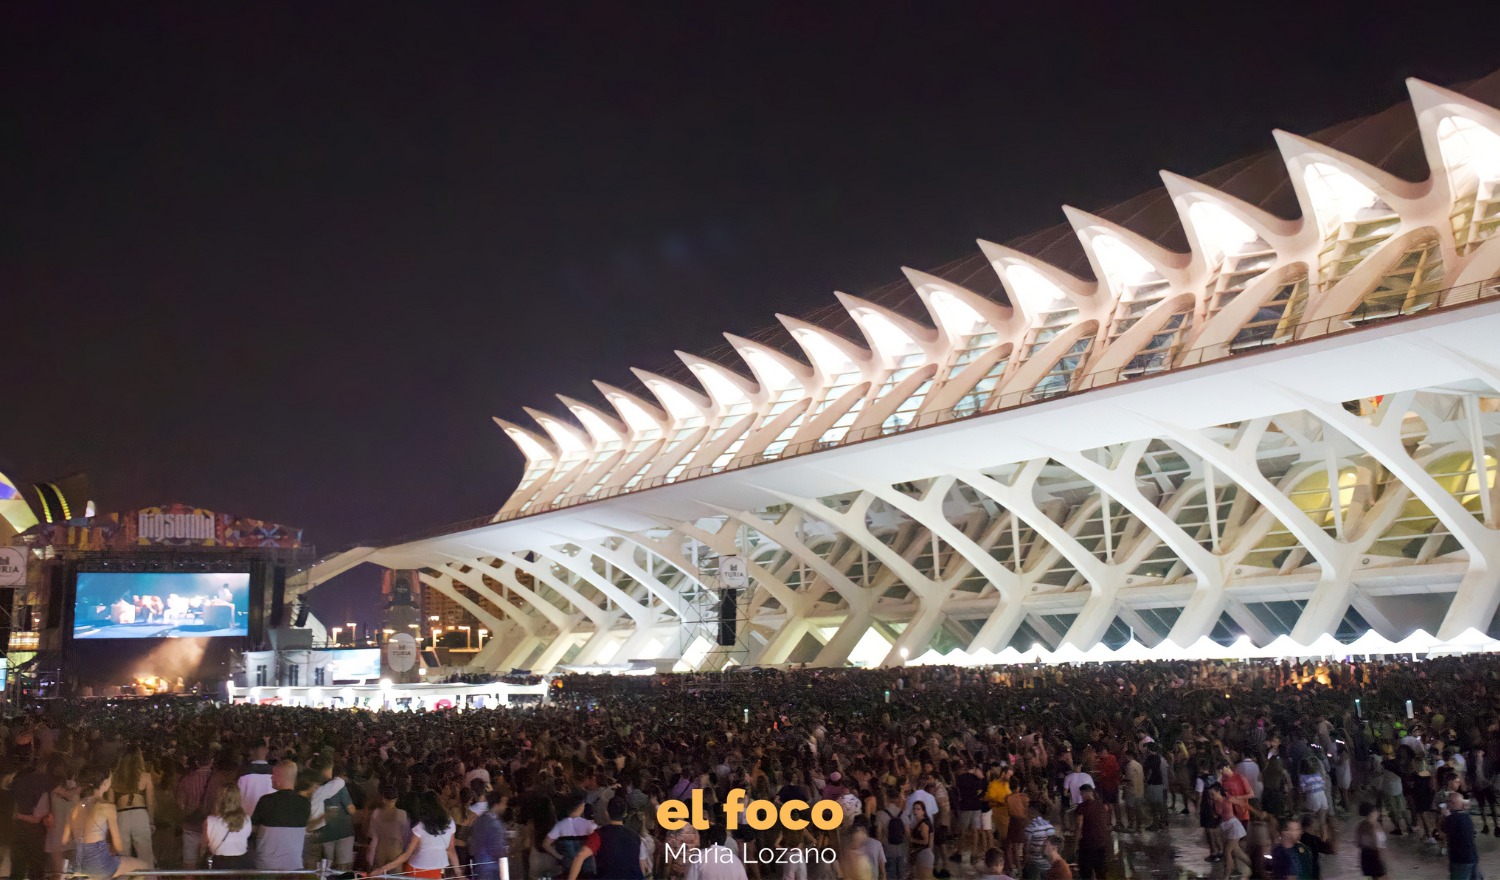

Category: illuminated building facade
[312, 75, 1500, 672]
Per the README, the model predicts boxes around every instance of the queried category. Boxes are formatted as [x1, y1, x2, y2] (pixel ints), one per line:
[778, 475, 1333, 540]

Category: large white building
[309, 74, 1500, 673]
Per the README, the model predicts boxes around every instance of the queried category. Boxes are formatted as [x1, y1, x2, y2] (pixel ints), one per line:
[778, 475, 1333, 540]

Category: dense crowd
[1, 655, 1498, 880]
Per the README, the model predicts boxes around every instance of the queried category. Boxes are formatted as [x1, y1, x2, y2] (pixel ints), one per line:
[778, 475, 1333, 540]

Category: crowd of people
[0, 655, 1497, 880]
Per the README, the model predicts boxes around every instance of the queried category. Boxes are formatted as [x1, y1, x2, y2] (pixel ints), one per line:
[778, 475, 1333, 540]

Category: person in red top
[1219, 764, 1253, 822]
[1096, 748, 1121, 818]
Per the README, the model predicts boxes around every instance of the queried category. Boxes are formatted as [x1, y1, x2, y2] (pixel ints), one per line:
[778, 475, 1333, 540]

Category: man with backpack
[567, 797, 642, 880]
[877, 786, 909, 880]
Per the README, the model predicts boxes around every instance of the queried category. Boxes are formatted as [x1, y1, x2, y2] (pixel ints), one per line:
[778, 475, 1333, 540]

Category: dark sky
[5, 4, 1500, 622]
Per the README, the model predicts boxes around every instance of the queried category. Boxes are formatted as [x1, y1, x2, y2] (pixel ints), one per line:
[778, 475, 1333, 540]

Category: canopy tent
[894, 627, 1500, 667]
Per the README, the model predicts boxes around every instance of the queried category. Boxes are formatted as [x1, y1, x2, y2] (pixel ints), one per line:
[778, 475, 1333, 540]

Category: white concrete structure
[311, 75, 1500, 672]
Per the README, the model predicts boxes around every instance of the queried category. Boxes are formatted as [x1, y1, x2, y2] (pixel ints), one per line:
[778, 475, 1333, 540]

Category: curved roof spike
[675, 350, 759, 404]
[775, 313, 873, 376]
[556, 395, 626, 445]
[1062, 205, 1191, 276]
[493, 416, 559, 463]
[976, 239, 1094, 322]
[1272, 129, 1428, 208]
[901, 267, 1013, 338]
[1406, 78, 1500, 128]
[521, 406, 592, 456]
[593, 381, 669, 432]
[833, 290, 939, 357]
[1406, 79, 1500, 194]
[628, 367, 713, 421]
[723, 333, 814, 390]
[1159, 170, 1299, 246]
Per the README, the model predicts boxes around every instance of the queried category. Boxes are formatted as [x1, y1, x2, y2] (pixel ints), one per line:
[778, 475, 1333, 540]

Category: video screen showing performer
[73, 571, 250, 639]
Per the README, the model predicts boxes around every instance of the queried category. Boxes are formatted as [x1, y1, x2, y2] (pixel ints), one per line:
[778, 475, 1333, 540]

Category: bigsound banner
[29, 503, 303, 550]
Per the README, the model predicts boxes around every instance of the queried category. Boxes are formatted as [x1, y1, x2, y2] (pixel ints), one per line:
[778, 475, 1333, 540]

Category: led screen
[74, 571, 250, 639]
[327, 648, 381, 681]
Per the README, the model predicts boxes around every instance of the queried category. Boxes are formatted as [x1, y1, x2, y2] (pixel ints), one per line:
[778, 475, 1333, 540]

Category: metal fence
[386, 273, 1500, 546]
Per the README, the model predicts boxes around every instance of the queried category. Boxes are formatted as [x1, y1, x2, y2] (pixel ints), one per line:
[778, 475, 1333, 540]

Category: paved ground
[941, 808, 1500, 879]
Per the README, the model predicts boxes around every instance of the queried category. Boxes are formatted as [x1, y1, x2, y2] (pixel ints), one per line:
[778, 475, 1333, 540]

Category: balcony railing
[386, 274, 1500, 547]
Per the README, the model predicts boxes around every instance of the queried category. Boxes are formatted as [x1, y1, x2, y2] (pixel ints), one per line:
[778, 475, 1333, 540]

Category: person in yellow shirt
[985, 764, 1013, 850]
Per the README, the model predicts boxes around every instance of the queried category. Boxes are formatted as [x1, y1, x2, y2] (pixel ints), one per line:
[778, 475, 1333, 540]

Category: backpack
[883, 807, 907, 845]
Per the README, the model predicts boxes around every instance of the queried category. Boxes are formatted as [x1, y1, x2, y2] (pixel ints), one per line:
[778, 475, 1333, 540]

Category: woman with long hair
[108, 748, 155, 867]
[910, 799, 935, 880]
[61, 770, 145, 879]
[375, 790, 458, 880]
[204, 784, 253, 870]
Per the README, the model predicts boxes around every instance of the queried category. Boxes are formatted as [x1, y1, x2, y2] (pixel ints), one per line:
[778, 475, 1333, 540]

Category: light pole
[346, 622, 358, 645]
[331, 627, 342, 647]
[459, 625, 472, 649]
[478, 628, 489, 648]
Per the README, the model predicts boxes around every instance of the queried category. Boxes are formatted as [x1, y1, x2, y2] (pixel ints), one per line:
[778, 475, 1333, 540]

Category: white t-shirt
[547, 816, 598, 840]
[902, 790, 938, 825]
[205, 815, 252, 857]
[410, 824, 455, 870]
[1064, 772, 1095, 806]
[685, 844, 747, 880]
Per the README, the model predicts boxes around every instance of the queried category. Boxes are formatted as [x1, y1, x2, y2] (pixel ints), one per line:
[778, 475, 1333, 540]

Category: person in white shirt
[543, 796, 599, 873]
[236, 745, 274, 818]
[1064, 765, 1095, 807]
[464, 765, 492, 789]
[204, 785, 254, 870]
[375, 792, 458, 879]
[685, 826, 748, 880]
[903, 777, 939, 826]
[1236, 755, 1263, 800]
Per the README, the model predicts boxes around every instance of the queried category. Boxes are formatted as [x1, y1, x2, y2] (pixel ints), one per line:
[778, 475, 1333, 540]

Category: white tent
[1346, 630, 1404, 657]
[908, 648, 950, 666]
[1042, 642, 1094, 664]
[1257, 634, 1309, 659]
[1396, 628, 1444, 655]
[1428, 627, 1500, 656]
[1108, 639, 1157, 662]
[993, 645, 1043, 664]
[1304, 632, 1351, 657]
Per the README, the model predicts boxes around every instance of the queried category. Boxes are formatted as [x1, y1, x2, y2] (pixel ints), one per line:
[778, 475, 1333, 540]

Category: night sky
[5, 4, 1500, 624]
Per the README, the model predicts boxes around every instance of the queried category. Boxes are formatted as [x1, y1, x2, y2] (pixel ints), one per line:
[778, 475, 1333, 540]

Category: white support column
[856, 477, 1030, 654]
[533, 547, 667, 661]
[1051, 443, 1236, 647]
[953, 462, 1125, 649]
[417, 572, 512, 670]
[1113, 605, 1164, 647]
[724, 508, 877, 661]
[574, 541, 689, 619]
[1159, 418, 1358, 644]
[1347, 590, 1403, 640]
[1223, 598, 1276, 646]
[662, 518, 810, 664]
[773, 490, 950, 665]
[505, 553, 623, 668]
[1290, 392, 1500, 639]
[1026, 613, 1065, 650]
[813, 606, 874, 667]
